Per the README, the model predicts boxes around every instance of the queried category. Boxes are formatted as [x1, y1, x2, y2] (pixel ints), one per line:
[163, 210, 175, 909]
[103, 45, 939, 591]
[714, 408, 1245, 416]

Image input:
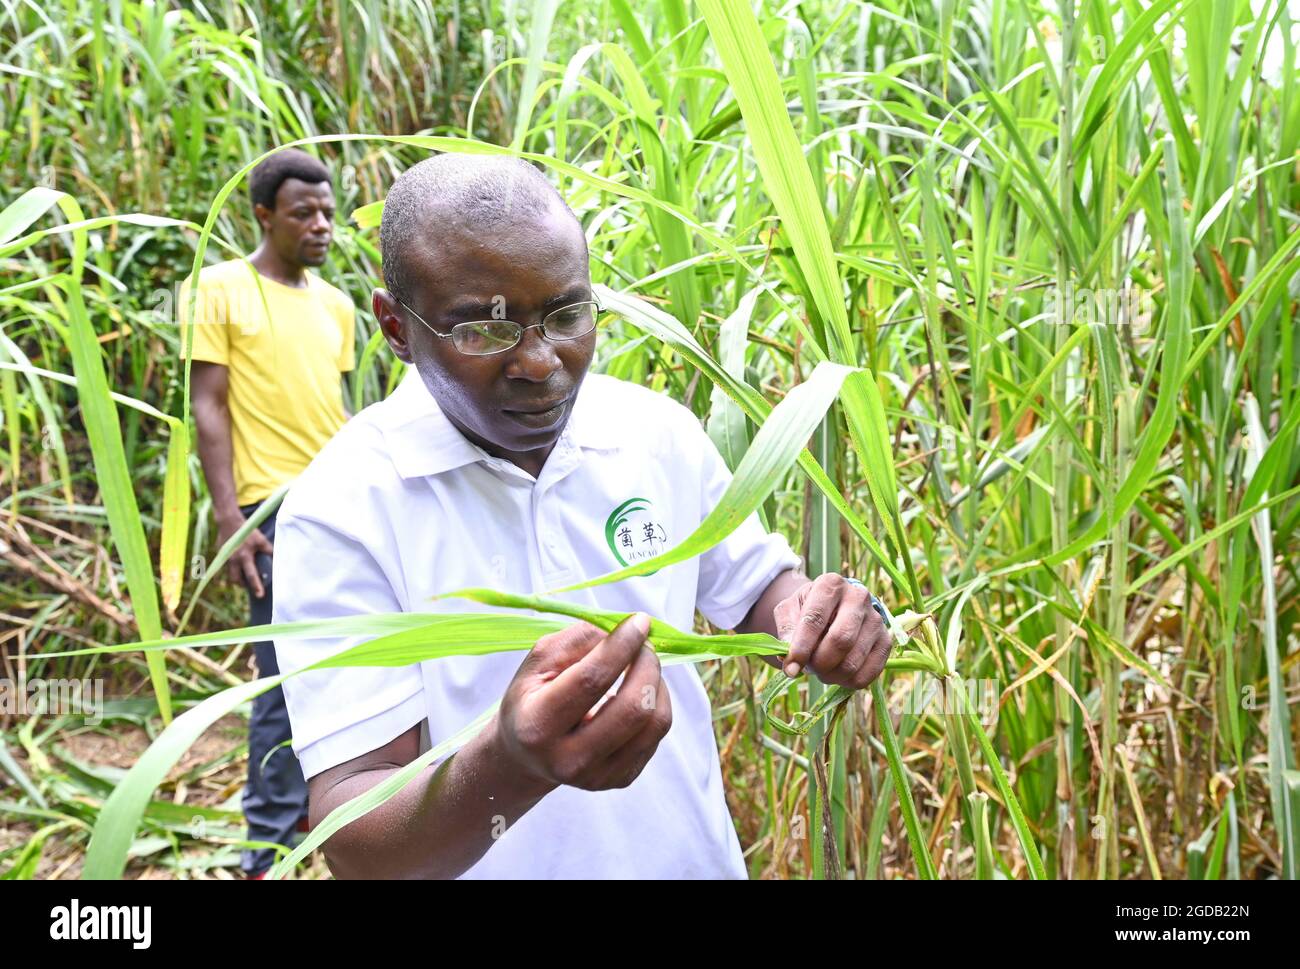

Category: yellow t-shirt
[179, 259, 355, 505]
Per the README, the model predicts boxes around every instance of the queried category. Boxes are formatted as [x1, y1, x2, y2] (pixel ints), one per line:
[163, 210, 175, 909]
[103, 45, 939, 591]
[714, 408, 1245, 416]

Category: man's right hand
[304, 612, 674, 879]
[217, 510, 275, 599]
[494, 613, 673, 793]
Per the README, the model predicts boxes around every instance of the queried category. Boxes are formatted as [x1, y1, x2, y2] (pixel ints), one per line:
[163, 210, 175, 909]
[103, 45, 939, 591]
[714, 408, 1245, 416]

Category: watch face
[256, 552, 273, 589]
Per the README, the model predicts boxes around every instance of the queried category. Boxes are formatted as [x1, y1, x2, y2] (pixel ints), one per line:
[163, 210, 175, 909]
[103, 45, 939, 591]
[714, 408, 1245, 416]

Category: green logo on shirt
[605, 497, 668, 569]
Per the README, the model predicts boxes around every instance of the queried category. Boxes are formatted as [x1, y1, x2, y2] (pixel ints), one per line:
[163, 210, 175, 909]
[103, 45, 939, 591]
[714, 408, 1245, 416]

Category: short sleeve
[690, 419, 803, 630]
[272, 511, 424, 779]
[337, 295, 356, 373]
[178, 275, 231, 365]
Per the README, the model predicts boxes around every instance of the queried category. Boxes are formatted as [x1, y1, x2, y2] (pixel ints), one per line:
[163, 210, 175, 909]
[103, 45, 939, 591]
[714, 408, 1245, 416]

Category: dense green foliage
[2, 0, 1298, 880]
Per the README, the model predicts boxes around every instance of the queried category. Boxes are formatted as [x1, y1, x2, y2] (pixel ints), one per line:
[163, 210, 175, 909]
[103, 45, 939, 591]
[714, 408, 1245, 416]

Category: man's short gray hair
[379, 153, 578, 305]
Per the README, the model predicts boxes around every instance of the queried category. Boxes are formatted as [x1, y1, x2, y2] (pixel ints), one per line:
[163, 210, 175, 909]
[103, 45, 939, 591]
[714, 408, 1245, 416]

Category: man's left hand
[773, 573, 891, 690]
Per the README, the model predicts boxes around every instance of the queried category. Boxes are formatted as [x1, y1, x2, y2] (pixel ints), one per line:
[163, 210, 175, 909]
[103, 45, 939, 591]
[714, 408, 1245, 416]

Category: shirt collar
[379, 368, 621, 481]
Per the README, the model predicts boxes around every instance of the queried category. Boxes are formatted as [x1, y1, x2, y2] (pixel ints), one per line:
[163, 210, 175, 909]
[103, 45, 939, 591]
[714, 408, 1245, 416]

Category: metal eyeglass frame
[395, 295, 602, 356]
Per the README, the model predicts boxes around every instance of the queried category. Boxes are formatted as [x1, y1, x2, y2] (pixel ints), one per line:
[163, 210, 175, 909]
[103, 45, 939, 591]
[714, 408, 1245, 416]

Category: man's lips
[503, 394, 571, 415]
[501, 395, 572, 428]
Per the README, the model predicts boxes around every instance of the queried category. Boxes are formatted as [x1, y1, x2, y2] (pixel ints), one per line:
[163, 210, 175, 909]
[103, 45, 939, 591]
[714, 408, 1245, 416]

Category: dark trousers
[238, 500, 309, 876]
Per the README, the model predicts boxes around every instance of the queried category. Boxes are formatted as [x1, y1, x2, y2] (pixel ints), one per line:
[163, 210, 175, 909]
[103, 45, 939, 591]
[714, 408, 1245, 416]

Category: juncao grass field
[1, 0, 1298, 880]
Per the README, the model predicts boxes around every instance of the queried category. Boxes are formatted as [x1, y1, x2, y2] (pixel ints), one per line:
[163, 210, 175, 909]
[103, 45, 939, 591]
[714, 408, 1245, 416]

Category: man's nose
[505, 324, 562, 382]
[310, 210, 332, 234]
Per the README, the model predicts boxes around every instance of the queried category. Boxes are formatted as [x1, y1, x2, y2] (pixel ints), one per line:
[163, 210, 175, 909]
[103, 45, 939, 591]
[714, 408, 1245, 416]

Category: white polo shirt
[272, 367, 801, 879]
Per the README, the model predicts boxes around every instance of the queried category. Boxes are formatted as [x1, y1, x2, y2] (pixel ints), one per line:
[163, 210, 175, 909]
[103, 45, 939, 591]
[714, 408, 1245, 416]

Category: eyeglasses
[395, 296, 601, 356]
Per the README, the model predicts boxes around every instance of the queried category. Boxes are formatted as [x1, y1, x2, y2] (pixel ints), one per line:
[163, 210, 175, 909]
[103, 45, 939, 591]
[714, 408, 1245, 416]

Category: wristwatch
[844, 577, 898, 639]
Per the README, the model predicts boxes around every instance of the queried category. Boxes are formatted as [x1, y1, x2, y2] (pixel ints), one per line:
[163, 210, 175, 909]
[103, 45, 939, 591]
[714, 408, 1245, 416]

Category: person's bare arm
[736, 568, 805, 675]
[737, 568, 806, 641]
[307, 614, 672, 880]
[307, 715, 551, 880]
[191, 361, 273, 597]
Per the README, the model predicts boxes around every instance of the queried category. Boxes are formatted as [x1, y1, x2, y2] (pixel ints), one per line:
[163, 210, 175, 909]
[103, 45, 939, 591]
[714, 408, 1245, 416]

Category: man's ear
[373, 288, 413, 364]
[253, 202, 273, 234]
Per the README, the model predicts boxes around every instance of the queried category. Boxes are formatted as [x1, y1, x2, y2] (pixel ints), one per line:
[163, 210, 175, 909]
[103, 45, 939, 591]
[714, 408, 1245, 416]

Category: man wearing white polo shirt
[271, 154, 892, 879]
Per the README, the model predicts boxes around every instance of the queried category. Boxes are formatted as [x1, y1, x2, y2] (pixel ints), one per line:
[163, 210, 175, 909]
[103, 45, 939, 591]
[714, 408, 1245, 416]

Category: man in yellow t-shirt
[180, 148, 354, 879]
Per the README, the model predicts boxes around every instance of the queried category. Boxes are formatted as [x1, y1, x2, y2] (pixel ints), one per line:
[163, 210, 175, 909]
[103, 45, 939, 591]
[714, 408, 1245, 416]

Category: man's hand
[494, 613, 673, 792]
[773, 573, 891, 690]
[216, 510, 274, 599]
